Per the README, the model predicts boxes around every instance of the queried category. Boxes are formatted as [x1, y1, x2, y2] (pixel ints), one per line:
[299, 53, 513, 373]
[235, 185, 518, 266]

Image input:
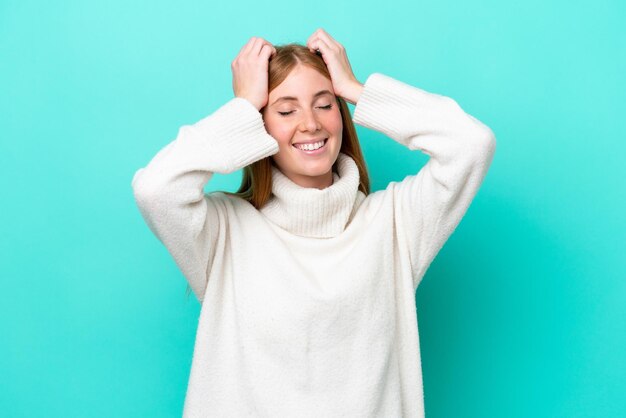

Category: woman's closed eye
[278, 104, 333, 116]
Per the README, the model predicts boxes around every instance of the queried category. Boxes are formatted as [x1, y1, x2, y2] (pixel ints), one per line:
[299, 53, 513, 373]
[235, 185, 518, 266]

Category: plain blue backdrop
[1, 0, 624, 416]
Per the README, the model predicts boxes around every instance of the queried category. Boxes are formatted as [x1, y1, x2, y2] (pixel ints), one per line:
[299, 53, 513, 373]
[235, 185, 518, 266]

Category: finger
[315, 29, 343, 52]
[321, 28, 336, 41]
[314, 27, 332, 41]
[306, 29, 328, 50]
[236, 38, 253, 60]
[309, 38, 332, 56]
[313, 28, 336, 45]
[256, 39, 275, 58]
[309, 37, 337, 58]
[260, 43, 274, 58]
[250, 37, 265, 56]
[306, 35, 319, 52]
[241, 36, 258, 55]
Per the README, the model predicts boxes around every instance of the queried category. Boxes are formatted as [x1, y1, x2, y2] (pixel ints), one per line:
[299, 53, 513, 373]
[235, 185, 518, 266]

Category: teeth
[295, 139, 325, 151]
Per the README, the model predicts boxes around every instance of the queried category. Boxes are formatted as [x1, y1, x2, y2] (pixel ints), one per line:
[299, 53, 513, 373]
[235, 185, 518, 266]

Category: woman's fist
[231, 37, 276, 111]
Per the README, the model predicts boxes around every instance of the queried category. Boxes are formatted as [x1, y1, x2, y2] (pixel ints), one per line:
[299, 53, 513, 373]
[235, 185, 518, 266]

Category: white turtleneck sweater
[131, 73, 496, 417]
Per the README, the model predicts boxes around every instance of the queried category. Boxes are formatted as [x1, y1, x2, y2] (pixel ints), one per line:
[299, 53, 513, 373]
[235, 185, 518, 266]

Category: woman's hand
[306, 29, 363, 105]
[231, 37, 276, 111]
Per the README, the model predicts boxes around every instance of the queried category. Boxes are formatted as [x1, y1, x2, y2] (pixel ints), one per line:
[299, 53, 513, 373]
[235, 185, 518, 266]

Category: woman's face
[262, 64, 343, 189]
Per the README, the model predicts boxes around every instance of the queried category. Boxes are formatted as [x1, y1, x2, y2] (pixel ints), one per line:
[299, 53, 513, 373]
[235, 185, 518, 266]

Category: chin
[304, 153, 338, 170]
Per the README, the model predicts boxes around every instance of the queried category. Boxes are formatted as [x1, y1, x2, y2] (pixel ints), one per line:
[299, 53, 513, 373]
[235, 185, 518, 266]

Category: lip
[292, 138, 328, 155]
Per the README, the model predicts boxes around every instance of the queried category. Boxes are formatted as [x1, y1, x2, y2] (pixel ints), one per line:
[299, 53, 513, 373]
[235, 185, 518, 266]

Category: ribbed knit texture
[132, 73, 496, 418]
[260, 153, 365, 238]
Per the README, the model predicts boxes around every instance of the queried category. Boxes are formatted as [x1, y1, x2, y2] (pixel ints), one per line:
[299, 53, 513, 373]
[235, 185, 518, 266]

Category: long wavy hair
[220, 43, 370, 208]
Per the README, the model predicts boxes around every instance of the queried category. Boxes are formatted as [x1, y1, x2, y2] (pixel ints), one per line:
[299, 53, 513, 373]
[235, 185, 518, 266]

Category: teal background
[1, 0, 624, 416]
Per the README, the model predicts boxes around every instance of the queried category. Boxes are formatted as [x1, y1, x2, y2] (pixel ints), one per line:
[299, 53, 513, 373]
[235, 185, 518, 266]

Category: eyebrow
[270, 90, 334, 106]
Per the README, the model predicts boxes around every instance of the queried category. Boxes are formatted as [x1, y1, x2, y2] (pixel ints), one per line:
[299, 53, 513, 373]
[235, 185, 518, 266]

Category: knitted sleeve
[352, 73, 496, 291]
[131, 98, 279, 302]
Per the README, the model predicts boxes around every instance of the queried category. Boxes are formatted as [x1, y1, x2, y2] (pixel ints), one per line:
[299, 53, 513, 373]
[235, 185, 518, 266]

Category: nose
[298, 108, 321, 133]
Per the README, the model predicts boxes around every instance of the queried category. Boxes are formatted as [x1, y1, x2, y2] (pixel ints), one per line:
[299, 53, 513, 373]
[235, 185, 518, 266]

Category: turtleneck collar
[259, 152, 365, 238]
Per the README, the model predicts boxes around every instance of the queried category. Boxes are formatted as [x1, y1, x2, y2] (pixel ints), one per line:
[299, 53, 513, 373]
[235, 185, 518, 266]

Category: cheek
[326, 110, 343, 135]
[264, 118, 295, 145]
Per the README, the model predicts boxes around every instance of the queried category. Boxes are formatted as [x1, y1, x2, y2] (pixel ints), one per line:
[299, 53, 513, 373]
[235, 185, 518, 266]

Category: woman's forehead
[270, 65, 334, 98]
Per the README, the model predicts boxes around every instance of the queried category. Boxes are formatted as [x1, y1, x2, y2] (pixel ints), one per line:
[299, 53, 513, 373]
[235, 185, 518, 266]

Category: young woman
[132, 29, 496, 418]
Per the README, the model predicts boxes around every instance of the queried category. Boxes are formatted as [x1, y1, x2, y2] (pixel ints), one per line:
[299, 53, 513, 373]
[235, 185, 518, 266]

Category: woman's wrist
[340, 81, 364, 105]
[235, 95, 263, 112]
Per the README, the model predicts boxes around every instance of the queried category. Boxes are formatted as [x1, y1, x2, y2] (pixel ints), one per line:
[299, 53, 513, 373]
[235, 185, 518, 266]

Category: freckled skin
[262, 65, 343, 190]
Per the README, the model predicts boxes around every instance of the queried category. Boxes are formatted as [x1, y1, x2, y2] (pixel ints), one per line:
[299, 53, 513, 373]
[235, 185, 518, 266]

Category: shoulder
[358, 186, 394, 216]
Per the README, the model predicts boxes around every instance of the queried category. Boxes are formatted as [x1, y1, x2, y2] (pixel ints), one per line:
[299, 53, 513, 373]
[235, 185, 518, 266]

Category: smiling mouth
[292, 138, 328, 152]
